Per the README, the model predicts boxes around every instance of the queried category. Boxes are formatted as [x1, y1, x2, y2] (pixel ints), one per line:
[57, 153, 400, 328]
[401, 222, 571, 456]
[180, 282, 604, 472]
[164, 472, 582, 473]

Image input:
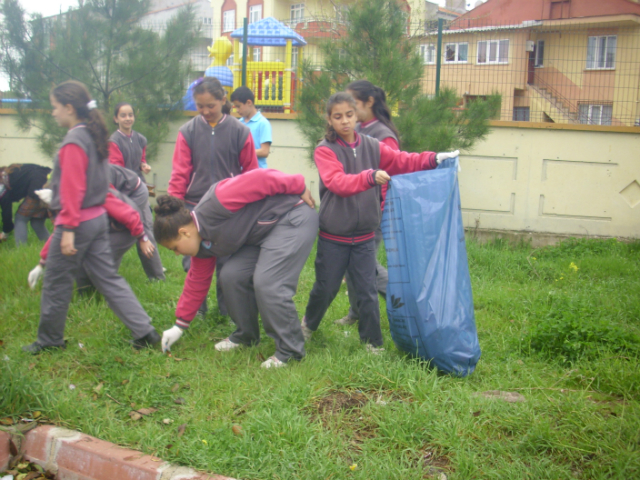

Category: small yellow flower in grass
[569, 262, 579, 272]
[202, 439, 208, 445]
[350, 463, 358, 471]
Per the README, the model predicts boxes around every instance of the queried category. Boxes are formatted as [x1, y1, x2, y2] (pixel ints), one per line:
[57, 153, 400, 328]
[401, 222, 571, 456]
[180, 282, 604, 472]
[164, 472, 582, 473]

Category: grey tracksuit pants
[14, 214, 49, 246]
[345, 227, 387, 319]
[37, 214, 155, 347]
[304, 236, 383, 347]
[220, 205, 319, 362]
[128, 186, 165, 280]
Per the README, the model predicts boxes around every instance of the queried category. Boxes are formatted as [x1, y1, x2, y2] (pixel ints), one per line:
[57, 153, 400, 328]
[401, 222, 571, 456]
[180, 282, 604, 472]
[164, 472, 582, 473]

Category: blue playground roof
[230, 17, 307, 47]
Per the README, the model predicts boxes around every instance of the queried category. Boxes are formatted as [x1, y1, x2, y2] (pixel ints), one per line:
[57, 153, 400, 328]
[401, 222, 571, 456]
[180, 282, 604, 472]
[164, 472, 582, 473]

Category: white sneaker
[334, 315, 358, 326]
[300, 317, 313, 342]
[214, 337, 241, 352]
[365, 344, 385, 355]
[261, 355, 287, 369]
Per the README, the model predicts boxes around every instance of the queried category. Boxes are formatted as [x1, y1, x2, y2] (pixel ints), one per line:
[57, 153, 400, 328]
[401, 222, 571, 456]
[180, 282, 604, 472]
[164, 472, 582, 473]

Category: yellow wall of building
[2, 112, 638, 239]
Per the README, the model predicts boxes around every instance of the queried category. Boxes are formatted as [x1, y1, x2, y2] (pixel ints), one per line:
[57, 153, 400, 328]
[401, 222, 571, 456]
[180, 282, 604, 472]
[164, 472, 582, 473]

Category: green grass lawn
[1, 229, 639, 479]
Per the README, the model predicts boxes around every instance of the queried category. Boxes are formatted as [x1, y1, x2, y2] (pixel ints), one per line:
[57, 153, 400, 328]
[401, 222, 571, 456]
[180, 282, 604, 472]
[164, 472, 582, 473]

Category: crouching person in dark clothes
[155, 168, 318, 368]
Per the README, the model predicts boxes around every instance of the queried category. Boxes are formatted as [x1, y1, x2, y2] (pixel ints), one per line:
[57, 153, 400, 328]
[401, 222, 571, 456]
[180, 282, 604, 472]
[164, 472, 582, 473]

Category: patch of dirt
[416, 447, 452, 479]
[314, 390, 369, 417]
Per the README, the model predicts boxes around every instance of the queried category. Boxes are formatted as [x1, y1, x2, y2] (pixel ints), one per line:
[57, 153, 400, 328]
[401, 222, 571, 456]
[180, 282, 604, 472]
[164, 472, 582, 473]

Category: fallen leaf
[472, 410, 482, 417]
[24, 472, 43, 480]
[166, 444, 173, 449]
[114, 357, 124, 364]
[256, 352, 266, 362]
[162, 418, 173, 425]
[28, 363, 36, 370]
[130, 403, 136, 408]
[151, 457, 162, 462]
[476, 390, 526, 403]
[92, 394, 98, 401]
[123, 455, 142, 461]
[17, 463, 29, 470]
[232, 425, 243, 436]
[177, 423, 187, 437]
[0, 339, 3, 346]
[94, 383, 103, 393]
[129, 412, 142, 421]
[174, 397, 186, 405]
[136, 408, 157, 416]
[32, 411, 41, 419]
[121, 379, 129, 385]
[0, 417, 13, 425]
[171, 384, 180, 393]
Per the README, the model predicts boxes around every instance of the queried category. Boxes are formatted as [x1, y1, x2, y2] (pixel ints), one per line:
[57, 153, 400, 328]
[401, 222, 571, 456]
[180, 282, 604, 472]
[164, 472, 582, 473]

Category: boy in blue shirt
[231, 86, 272, 169]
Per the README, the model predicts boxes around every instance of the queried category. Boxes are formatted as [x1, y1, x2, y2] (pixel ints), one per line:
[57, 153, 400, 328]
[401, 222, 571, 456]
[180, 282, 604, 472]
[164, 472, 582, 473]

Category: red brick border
[0, 425, 235, 480]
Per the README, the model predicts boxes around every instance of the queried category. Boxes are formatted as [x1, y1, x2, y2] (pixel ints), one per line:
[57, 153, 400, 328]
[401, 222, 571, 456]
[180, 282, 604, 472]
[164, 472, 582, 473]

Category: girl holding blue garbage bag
[333, 80, 401, 327]
[301, 91, 458, 353]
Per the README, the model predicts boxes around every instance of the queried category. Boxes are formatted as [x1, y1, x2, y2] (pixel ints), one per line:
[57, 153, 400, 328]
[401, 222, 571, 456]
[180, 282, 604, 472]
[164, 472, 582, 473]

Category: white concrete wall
[2, 112, 638, 239]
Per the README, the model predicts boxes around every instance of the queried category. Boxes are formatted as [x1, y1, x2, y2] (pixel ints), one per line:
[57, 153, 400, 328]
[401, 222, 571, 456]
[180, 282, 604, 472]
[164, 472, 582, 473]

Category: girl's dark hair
[193, 77, 231, 114]
[153, 195, 193, 244]
[347, 80, 400, 142]
[51, 81, 109, 161]
[324, 92, 356, 143]
[113, 102, 134, 123]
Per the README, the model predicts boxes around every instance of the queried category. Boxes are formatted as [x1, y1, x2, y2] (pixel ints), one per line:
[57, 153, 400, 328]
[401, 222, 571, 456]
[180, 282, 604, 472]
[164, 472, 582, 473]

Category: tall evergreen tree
[296, 0, 500, 158]
[0, 0, 198, 160]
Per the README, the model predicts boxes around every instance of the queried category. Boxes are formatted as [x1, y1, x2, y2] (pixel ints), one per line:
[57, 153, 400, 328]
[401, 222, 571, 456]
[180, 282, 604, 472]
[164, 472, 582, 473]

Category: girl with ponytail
[331, 80, 402, 327]
[168, 76, 258, 317]
[301, 92, 458, 352]
[23, 80, 160, 354]
[156, 168, 318, 369]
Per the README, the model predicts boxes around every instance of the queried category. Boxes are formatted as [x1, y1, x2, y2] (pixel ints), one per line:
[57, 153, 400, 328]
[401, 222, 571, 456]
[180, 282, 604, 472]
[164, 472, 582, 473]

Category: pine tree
[296, 0, 500, 158]
[0, 0, 198, 160]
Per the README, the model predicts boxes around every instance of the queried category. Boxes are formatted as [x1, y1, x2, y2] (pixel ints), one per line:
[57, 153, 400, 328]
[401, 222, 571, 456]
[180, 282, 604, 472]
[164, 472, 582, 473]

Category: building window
[535, 40, 544, 67]
[477, 39, 509, 64]
[444, 43, 468, 63]
[420, 44, 435, 65]
[513, 107, 530, 121]
[253, 47, 261, 62]
[223, 10, 235, 32]
[202, 17, 212, 25]
[587, 35, 616, 69]
[226, 53, 234, 67]
[292, 48, 299, 69]
[249, 5, 262, 24]
[579, 104, 612, 125]
[290, 3, 304, 23]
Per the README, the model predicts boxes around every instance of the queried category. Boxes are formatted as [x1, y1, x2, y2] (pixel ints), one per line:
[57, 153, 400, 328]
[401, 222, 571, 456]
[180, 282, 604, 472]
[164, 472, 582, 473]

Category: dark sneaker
[22, 341, 66, 355]
[132, 330, 161, 350]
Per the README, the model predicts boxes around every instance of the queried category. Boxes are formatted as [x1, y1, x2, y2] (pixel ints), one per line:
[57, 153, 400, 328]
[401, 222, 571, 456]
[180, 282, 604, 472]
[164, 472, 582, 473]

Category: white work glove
[28, 264, 44, 289]
[162, 325, 184, 352]
[436, 150, 460, 164]
[436, 150, 460, 171]
[35, 189, 53, 205]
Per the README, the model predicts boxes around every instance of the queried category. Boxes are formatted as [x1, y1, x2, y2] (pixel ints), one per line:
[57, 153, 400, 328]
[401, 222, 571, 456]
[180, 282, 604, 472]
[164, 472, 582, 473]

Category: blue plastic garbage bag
[380, 156, 481, 376]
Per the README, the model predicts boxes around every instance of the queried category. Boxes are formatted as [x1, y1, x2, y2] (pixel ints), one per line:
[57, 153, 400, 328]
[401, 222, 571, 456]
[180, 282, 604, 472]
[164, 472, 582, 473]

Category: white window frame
[253, 47, 261, 62]
[579, 104, 612, 125]
[535, 40, 544, 67]
[292, 48, 299, 69]
[226, 53, 234, 67]
[290, 3, 304, 23]
[249, 5, 262, 24]
[444, 42, 468, 63]
[477, 39, 509, 65]
[222, 10, 235, 33]
[202, 17, 212, 25]
[586, 35, 616, 70]
[420, 44, 436, 65]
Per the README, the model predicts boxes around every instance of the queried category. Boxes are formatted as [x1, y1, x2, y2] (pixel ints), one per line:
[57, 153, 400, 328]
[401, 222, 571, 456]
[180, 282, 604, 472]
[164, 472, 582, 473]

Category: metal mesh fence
[193, 16, 640, 126]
